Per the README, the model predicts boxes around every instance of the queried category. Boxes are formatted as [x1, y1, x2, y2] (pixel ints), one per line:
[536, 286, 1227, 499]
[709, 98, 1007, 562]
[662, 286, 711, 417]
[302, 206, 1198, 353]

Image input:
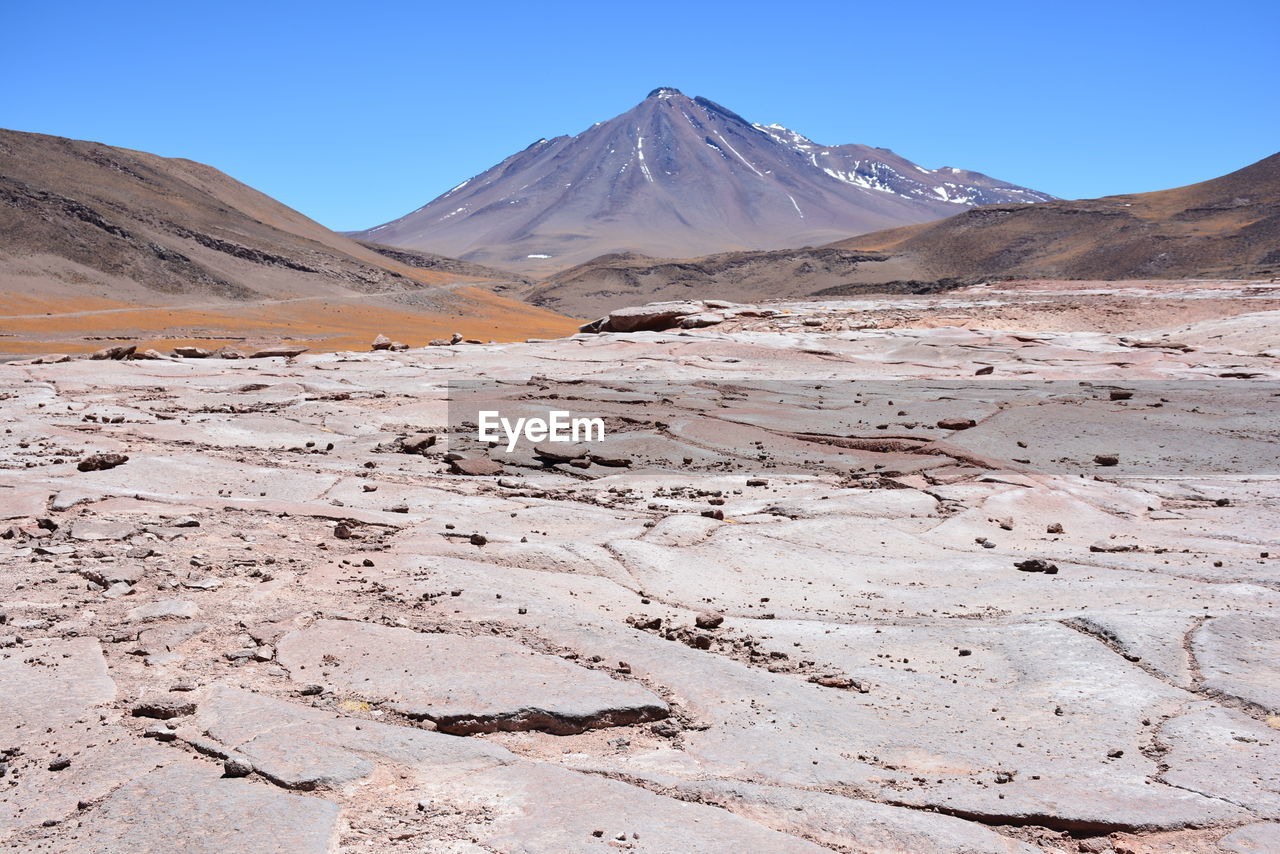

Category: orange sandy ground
[0, 289, 583, 356]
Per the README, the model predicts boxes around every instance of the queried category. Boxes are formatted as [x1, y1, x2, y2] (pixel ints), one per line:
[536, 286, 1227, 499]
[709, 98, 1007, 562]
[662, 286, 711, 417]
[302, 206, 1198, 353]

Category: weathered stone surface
[1068, 612, 1197, 688]
[67, 519, 137, 541]
[1218, 822, 1280, 853]
[189, 685, 514, 790]
[276, 620, 668, 733]
[432, 763, 832, 853]
[38, 761, 340, 854]
[1193, 615, 1280, 711]
[682, 779, 1039, 853]
[1160, 704, 1280, 817]
[128, 599, 200, 622]
[5, 284, 1280, 851]
[0, 638, 115, 737]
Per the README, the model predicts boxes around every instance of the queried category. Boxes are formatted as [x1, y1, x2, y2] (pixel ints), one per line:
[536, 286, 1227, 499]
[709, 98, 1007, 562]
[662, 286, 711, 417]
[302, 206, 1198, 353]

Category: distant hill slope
[0, 127, 476, 303]
[355, 240, 534, 285]
[833, 151, 1280, 281]
[0, 128, 577, 352]
[529, 152, 1280, 317]
[351, 87, 1052, 273]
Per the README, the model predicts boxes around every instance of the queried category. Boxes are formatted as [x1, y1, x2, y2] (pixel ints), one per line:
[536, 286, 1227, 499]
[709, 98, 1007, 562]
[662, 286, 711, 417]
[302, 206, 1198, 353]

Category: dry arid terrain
[2, 279, 1278, 853]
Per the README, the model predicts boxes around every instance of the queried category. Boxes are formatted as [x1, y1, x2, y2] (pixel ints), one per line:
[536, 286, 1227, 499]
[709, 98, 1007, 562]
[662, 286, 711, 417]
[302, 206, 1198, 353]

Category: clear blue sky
[5, 0, 1277, 232]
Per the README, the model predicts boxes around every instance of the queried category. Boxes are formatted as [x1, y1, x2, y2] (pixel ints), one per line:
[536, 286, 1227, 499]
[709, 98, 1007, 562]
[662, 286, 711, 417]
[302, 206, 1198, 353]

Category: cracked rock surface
[2, 281, 1279, 852]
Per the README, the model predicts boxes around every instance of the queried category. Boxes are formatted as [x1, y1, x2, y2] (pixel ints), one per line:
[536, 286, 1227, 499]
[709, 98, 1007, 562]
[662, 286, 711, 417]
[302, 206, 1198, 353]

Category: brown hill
[0, 128, 576, 354]
[833, 151, 1280, 282]
[529, 153, 1280, 317]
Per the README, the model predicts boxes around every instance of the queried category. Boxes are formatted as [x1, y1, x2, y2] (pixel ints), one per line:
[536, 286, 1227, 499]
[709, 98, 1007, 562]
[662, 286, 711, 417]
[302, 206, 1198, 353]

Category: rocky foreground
[2, 284, 1279, 853]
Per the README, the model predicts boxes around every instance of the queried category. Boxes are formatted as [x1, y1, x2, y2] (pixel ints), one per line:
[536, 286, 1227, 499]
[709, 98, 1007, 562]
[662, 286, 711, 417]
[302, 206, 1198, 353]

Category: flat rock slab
[682, 779, 1039, 853]
[0, 638, 115, 738]
[0, 484, 53, 519]
[1068, 612, 1197, 689]
[128, 599, 200, 622]
[276, 619, 669, 734]
[1160, 704, 1280, 817]
[435, 763, 831, 853]
[38, 760, 339, 854]
[189, 685, 513, 790]
[1218, 822, 1280, 853]
[1193, 615, 1280, 712]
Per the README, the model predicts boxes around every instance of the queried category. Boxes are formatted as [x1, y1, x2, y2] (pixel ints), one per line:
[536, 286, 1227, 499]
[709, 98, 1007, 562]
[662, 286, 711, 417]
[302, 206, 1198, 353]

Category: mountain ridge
[525, 151, 1280, 317]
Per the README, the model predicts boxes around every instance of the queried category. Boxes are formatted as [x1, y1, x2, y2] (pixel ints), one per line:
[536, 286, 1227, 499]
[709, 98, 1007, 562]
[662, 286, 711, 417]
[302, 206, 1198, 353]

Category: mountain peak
[354, 91, 1054, 272]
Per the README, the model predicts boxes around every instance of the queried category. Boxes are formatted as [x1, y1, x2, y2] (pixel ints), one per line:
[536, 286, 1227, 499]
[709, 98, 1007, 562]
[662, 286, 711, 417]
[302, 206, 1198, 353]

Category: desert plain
[1, 278, 1278, 854]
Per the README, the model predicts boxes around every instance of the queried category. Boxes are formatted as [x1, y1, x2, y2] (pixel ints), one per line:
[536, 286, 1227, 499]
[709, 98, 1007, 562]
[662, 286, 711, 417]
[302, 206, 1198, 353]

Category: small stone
[131, 696, 197, 719]
[936, 418, 976, 430]
[449, 458, 504, 476]
[248, 346, 308, 359]
[1046, 522, 1064, 534]
[128, 600, 199, 622]
[533, 443, 588, 463]
[223, 756, 253, 777]
[469, 534, 487, 546]
[144, 723, 177, 741]
[400, 433, 437, 454]
[48, 757, 71, 771]
[1090, 541, 1137, 553]
[626, 615, 662, 630]
[695, 611, 725, 630]
[77, 453, 129, 472]
[810, 675, 857, 690]
[1014, 559, 1059, 574]
[1094, 453, 1120, 466]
